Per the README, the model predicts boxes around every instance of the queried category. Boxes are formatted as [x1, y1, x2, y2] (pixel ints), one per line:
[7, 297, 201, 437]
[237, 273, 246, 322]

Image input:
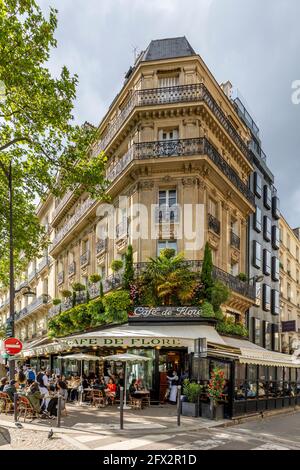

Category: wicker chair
[129, 395, 143, 409]
[17, 396, 38, 422]
[0, 392, 13, 414]
[91, 390, 106, 408]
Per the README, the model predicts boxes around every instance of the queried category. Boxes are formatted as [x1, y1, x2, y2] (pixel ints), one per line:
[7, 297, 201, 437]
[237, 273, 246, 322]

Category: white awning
[222, 336, 300, 368]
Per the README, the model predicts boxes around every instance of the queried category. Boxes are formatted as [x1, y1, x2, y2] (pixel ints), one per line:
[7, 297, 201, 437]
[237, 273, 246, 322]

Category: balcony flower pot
[201, 399, 224, 420]
[181, 401, 200, 417]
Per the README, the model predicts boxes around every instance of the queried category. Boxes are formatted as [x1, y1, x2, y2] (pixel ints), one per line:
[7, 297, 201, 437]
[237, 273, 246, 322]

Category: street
[1, 411, 300, 450]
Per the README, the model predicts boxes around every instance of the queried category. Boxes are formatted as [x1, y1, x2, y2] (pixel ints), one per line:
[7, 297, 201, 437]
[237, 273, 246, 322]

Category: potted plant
[52, 298, 61, 305]
[72, 282, 86, 292]
[89, 273, 101, 284]
[201, 367, 226, 420]
[111, 259, 123, 274]
[236, 272, 248, 282]
[61, 289, 72, 298]
[181, 379, 202, 417]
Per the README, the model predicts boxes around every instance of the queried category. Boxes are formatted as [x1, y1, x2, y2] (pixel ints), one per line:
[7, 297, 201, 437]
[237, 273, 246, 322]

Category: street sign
[4, 338, 23, 355]
[5, 317, 13, 338]
[281, 320, 296, 333]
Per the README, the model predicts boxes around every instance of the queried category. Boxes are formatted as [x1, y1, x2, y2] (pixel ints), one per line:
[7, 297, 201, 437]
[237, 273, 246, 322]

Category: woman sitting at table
[27, 382, 42, 415]
[68, 376, 81, 402]
[129, 379, 139, 396]
[105, 378, 117, 404]
[92, 378, 106, 392]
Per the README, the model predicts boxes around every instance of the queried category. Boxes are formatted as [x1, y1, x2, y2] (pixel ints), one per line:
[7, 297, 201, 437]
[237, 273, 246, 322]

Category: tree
[0, 1, 108, 284]
[123, 244, 134, 290]
[200, 243, 214, 302]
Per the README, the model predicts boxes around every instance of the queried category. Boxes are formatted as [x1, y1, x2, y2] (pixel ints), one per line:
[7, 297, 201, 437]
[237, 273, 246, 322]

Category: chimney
[220, 80, 233, 100]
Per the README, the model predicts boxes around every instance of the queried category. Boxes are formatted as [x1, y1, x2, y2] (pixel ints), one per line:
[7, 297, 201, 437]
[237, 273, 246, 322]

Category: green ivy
[200, 301, 215, 318]
[103, 290, 131, 323]
[216, 317, 248, 337]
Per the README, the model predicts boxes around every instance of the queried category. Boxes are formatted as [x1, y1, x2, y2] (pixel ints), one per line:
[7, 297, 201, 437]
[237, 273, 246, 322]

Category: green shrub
[89, 274, 101, 283]
[200, 301, 215, 318]
[72, 282, 86, 292]
[160, 248, 176, 259]
[216, 317, 248, 337]
[70, 304, 91, 329]
[52, 298, 61, 305]
[103, 290, 131, 323]
[87, 298, 105, 326]
[123, 245, 134, 290]
[182, 379, 202, 403]
[210, 281, 230, 312]
[236, 273, 248, 282]
[61, 290, 72, 298]
[200, 243, 214, 302]
[111, 259, 123, 273]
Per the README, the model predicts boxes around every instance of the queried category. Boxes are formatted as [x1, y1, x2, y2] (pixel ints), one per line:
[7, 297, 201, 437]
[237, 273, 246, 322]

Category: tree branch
[0, 136, 31, 152]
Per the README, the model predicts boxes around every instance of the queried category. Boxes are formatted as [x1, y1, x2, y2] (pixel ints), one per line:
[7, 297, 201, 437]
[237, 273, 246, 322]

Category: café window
[263, 216, 272, 242]
[252, 318, 261, 345]
[263, 249, 271, 276]
[272, 256, 280, 281]
[253, 241, 262, 269]
[157, 240, 177, 256]
[272, 196, 280, 220]
[263, 321, 272, 350]
[271, 290, 280, 315]
[263, 185, 272, 210]
[253, 206, 262, 233]
[263, 284, 271, 311]
[272, 226, 280, 250]
[253, 172, 262, 198]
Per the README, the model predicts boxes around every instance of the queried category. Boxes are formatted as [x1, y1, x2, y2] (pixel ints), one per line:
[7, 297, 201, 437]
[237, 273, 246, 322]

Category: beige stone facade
[0, 40, 257, 345]
[279, 216, 300, 353]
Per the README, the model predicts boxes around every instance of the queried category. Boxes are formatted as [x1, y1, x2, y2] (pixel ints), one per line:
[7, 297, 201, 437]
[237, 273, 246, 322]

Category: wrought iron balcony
[57, 271, 64, 285]
[96, 239, 107, 255]
[208, 213, 221, 235]
[38, 256, 49, 273]
[68, 261, 76, 277]
[116, 219, 128, 239]
[230, 231, 241, 250]
[52, 190, 74, 220]
[155, 205, 179, 223]
[52, 198, 96, 248]
[106, 138, 254, 205]
[92, 84, 250, 162]
[28, 269, 37, 282]
[15, 294, 50, 323]
[80, 250, 90, 267]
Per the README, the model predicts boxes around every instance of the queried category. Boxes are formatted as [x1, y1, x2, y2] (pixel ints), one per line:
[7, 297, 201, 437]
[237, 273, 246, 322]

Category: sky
[39, 0, 300, 228]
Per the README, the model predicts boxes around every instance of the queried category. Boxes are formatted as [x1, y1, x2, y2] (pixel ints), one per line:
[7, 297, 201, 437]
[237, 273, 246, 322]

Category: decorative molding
[138, 180, 154, 191]
[181, 177, 199, 187]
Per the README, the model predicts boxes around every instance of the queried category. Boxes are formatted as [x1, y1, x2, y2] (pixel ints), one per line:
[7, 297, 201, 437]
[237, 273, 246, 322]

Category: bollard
[177, 385, 181, 426]
[119, 386, 124, 430]
[57, 395, 62, 428]
[13, 393, 18, 423]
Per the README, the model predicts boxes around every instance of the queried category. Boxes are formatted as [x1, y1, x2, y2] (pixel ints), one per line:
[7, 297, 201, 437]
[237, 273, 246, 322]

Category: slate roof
[141, 37, 196, 62]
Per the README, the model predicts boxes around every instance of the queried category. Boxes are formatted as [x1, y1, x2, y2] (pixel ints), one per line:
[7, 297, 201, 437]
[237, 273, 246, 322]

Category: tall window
[157, 240, 177, 256]
[159, 128, 179, 141]
[263, 216, 272, 242]
[263, 284, 271, 311]
[254, 206, 262, 233]
[271, 290, 280, 315]
[264, 321, 272, 350]
[272, 257, 280, 281]
[263, 185, 272, 210]
[209, 199, 218, 218]
[159, 189, 177, 207]
[253, 241, 262, 269]
[230, 262, 239, 277]
[272, 196, 280, 220]
[253, 172, 262, 198]
[158, 76, 179, 88]
[263, 249, 271, 276]
[253, 318, 261, 345]
[272, 226, 280, 250]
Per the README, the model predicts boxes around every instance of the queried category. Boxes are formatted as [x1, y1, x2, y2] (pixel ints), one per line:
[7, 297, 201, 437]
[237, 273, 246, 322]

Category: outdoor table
[133, 390, 150, 407]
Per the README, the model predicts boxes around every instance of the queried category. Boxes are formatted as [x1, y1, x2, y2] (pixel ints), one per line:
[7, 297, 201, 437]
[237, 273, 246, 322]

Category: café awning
[222, 336, 300, 368]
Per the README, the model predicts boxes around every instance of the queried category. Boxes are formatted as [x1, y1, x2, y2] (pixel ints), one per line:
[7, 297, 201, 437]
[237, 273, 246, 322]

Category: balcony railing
[116, 219, 128, 239]
[106, 138, 254, 205]
[96, 239, 107, 255]
[52, 190, 74, 220]
[15, 294, 50, 322]
[0, 298, 9, 310]
[155, 205, 179, 224]
[57, 271, 64, 285]
[208, 214, 221, 235]
[68, 261, 76, 277]
[28, 269, 37, 282]
[38, 256, 49, 273]
[92, 84, 250, 161]
[52, 198, 96, 248]
[80, 250, 90, 267]
[230, 231, 241, 250]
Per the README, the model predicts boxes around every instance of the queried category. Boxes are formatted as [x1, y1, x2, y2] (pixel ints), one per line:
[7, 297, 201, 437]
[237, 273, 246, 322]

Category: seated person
[129, 379, 139, 396]
[81, 375, 89, 389]
[26, 382, 42, 414]
[105, 378, 117, 402]
[0, 377, 7, 391]
[3, 380, 17, 401]
[68, 376, 81, 401]
[92, 378, 106, 391]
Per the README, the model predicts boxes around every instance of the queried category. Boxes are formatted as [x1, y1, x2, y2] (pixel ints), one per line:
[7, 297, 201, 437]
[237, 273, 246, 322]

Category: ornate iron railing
[80, 250, 90, 267]
[57, 271, 64, 285]
[230, 231, 241, 250]
[116, 219, 128, 239]
[68, 261, 76, 277]
[52, 190, 74, 220]
[28, 269, 37, 282]
[155, 205, 179, 223]
[208, 213, 221, 235]
[96, 239, 107, 255]
[106, 138, 254, 205]
[52, 198, 96, 248]
[15, 295, 50, 322]
[38, 256, 49, 273]
[92, 84, 250, 161]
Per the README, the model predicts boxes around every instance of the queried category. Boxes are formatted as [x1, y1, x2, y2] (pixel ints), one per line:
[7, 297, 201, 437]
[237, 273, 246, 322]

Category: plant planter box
[181, 401, 200, 417]
[201, 402, 224, 420]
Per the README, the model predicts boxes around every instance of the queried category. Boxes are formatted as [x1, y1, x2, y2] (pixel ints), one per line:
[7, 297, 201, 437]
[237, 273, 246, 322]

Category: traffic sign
[4, 338, 23, 355]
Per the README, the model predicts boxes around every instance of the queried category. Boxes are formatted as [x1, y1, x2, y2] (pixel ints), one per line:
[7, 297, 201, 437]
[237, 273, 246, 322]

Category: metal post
[120, 386, 124, 430]
[13, 393, 18, 423]
[177, 385, 181, 426]
[8, 162, 15, 381]
[57, 395, 62, 428]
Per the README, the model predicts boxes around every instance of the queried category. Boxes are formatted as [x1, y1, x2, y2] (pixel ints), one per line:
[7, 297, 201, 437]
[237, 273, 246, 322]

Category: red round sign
[4, 338, 23, 355]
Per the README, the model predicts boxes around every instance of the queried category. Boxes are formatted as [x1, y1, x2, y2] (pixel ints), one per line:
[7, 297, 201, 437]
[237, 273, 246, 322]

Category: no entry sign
[4, 338, 23, 355]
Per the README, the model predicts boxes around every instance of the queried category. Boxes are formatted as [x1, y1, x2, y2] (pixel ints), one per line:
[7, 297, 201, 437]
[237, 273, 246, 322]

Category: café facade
[17, 307, 300, 419]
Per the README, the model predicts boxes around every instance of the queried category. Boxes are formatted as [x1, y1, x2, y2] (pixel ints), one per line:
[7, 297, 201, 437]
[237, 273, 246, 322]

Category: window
[287, 234, 291, 251]
[297, 269, 300, 284]
[272, 226, 280, 250]
[272, 324, 279, 351]
[159, 128, 179, 141]
[159, 189, 177, 207]
[272, 257, 280, 281]
[253, 172, 262, 198]
[253, 241, 262, 269]
[271, 290, 280, 315]
[255, 282, 262, 306]
[263, 284, 271, 311]
[230, 262, 239, 276]
[297, 246, 300, 262]
[272, 196, 280, 220]
[253, 206, 262, 233]
[209, 199, 218, 218]
[253, 318, 261, 345]
[264, 185, 272, 210]
[158, 76, 179, 88]
[81, 239, 89, 254]
[264, 321, 272, 350]
[287, 283, 291, 301]
[263, 249, 271, 276]
[157, 240, 177, 256]
[263, 216, 272, 242]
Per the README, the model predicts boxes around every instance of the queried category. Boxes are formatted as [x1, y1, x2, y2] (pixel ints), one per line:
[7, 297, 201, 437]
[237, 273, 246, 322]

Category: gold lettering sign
[66, 336, 184, 348]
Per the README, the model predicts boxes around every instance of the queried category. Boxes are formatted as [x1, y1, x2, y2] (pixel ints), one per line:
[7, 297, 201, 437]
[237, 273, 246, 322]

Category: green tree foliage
[210, 281, 230, 313]
[103, 290, 131, 323]
[111, 259, 123, 273]
[200, 243, 214, 301]
[0, 0, 108, 284]
[123, 244, 134, 290]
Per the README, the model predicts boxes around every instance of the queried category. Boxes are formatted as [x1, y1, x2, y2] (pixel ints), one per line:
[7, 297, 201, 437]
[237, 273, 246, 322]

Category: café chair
[17, 396, 38, 422]
[91, 390, 106, 408]
[0, 392, 13, 414]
